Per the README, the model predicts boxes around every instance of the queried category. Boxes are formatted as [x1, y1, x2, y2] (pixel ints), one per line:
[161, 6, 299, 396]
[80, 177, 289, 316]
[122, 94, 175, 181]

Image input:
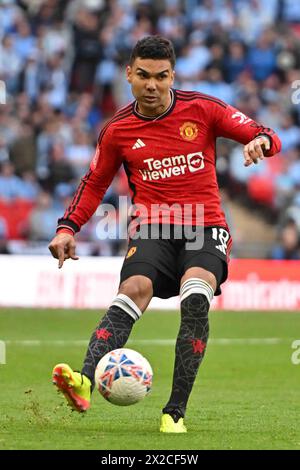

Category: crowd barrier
[0, 256, 299, 310]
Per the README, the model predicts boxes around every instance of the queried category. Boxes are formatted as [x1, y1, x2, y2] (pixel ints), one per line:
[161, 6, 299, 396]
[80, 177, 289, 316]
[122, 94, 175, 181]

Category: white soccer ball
[95, 348, 153, 406]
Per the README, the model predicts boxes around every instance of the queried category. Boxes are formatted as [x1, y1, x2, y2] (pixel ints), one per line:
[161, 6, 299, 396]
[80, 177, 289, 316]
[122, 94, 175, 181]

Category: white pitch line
[4, 338, 287, 346]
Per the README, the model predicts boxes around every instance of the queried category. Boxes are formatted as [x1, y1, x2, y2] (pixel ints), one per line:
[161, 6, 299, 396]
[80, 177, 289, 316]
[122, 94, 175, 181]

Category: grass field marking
[0, 340, 5, 364]
[4, 338, 289, 347]
[291, 339, 300, 365]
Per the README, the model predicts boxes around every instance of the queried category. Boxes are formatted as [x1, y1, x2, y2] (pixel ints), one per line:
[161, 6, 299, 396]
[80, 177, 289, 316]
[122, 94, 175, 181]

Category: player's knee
[182, 268, 217, 292]
[118, 276, 153, 310]
[203, 272, 217, 290]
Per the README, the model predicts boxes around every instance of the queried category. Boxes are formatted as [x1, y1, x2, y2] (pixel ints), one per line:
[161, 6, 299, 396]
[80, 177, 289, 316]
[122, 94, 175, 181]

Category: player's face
[126, 58, 175, 116]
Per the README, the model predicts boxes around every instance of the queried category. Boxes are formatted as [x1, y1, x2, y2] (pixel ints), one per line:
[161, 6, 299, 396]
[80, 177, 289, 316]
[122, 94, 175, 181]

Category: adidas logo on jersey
[132, 139, 146, 149]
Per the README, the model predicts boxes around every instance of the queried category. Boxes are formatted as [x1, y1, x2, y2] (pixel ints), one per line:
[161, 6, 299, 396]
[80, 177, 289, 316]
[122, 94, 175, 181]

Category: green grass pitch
[0, 308, 299, 450]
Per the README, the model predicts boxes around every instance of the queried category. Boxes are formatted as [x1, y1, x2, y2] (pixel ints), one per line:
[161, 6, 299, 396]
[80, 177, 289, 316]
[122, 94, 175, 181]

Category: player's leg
[81, 274, 153, 385]
[161, 266, 216, 431]
[161, 226, 231, 432]
[53, 274, 153, 412]
[160, 266, 216, 433]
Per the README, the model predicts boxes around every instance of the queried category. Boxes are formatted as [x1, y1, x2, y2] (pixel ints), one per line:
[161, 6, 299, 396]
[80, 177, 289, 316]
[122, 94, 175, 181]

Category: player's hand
[48, 232, 79, 269]
[243, 136, 270, 167]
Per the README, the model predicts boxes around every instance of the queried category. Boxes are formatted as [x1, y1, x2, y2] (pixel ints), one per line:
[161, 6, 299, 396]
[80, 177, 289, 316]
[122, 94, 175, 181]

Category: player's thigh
[179, 226, 231, 295]
[120, 236, 178, 301]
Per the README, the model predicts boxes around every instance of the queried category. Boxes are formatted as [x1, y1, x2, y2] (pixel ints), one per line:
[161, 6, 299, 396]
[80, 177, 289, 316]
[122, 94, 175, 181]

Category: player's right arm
[48, 125, 123, 268]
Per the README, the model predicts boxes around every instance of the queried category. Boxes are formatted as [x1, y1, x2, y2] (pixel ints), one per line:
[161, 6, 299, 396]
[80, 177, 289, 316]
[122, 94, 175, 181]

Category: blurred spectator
[0, 0, 23, 41]
[157, 2, 187, 48]
[35, 115, 72, 181]
[276, 113, 300, 152]
[13, 19, 37, 64]
[70, 8, 101, 92]
[224, 41, 247, 83]
[28, 191, 61, 241]
[175, 43, 208, 83]
[9, 120, 36, 173]
[44, 54, 68, 109]
[45, 141, 75, 191]
[17, 171, 40, 201]
[270, 220, 300, 259]
[0, 161, 25, 200]
[0, 34, 23, 94]
[65, 128, 93, 178]
[0, 138, 9, 164]
[279, 0, 300, 24]
[21, 51, 43, 105]
[247, 30, 277, 81]
[193, 67, 234, 103]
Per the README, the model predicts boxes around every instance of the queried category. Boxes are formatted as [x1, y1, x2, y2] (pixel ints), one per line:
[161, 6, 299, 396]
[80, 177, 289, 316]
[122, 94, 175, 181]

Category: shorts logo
[126, 247, 137, 259]
[180, 122, 198, 141]
[212, 227, 230, 255]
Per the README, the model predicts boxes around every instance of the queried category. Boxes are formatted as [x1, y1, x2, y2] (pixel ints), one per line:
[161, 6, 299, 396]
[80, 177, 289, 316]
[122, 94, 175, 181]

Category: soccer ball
[95, 348, 153, 406]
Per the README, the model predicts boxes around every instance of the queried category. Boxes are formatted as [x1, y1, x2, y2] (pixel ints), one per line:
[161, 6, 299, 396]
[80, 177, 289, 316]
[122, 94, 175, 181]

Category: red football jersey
[57, 89, 281, 234]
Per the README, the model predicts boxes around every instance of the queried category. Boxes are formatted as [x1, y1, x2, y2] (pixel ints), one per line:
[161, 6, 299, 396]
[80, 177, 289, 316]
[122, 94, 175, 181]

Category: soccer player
[49, 36, 281, 433]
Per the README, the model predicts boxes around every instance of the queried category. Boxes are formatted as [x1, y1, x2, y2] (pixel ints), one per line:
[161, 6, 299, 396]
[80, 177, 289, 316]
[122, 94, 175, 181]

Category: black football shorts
[120, 225, 232, 298]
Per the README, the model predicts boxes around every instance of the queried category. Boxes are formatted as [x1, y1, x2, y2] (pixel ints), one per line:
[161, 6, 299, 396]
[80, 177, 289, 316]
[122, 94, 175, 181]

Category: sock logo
[96, 329, 112, 341]
[190, 338, 206, 354]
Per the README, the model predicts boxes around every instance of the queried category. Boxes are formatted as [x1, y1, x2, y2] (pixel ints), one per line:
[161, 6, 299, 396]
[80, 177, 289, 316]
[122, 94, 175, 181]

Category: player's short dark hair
[129, 36, 176, 69]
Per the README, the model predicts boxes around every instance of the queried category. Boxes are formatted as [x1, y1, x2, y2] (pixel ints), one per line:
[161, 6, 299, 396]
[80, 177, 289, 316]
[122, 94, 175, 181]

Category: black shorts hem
[120, 226, 231, 298]
[120, 262, 179, 299]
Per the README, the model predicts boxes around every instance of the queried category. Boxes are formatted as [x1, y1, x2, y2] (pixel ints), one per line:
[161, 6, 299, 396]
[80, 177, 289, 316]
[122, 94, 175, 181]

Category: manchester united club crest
[126, 247, 137, 259]
[180, 122, 198, 141]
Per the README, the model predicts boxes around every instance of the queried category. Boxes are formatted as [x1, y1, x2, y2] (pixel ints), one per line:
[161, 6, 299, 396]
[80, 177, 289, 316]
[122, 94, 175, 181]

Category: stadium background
[0, 0, 300, 451]
[1, 0, 300, 259]
[1, 0, 300, 309]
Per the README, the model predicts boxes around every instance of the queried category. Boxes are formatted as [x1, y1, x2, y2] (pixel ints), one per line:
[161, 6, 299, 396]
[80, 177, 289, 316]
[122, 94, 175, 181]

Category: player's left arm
[212, 103, 282, 167]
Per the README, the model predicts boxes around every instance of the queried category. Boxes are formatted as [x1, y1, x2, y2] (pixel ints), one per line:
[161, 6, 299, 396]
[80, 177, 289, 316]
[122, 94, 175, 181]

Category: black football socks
[81, 304, 136, 387]
[163, 290, 211, 419]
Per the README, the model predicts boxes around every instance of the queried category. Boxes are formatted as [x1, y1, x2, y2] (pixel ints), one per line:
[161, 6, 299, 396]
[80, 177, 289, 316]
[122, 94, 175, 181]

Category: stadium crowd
[0, 0, 300, 258]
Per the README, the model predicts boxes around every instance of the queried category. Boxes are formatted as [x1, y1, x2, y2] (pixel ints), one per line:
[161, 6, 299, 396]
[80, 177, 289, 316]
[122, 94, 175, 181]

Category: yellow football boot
[52, 363, 91, 412]
[160, 413, 187, 433]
